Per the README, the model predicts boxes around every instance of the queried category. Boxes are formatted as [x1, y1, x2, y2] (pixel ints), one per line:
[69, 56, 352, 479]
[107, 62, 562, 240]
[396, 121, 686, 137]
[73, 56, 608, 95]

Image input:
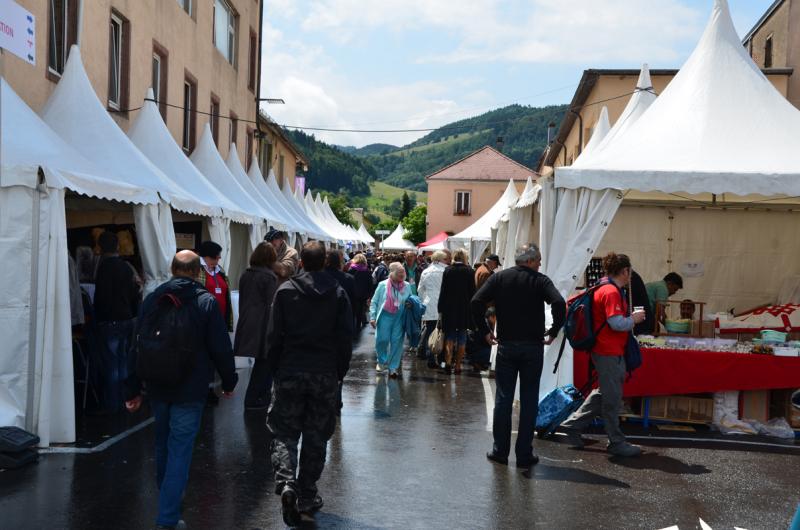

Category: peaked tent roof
[322, 196, 363, 242]
[571, 106, 610, 167]
[381, 223, 415, 251]
[449, 180, 520, 242]
[252, 164, 314, 236]
[426, 146, 537, 182]
[302, 190, 339, 241]
[280, 179, 329, 240]
[513, 176, 542, 209]
[419, 231, 449, 249]
[357, 224, 375, 244]
[41, 46, 208, 215]
[1, 77, 152, 204]
[556, 0, 800, 196]
[128, 88, 249, 219]
[190, 124, 266, 224]
[226, 144, 286, 230]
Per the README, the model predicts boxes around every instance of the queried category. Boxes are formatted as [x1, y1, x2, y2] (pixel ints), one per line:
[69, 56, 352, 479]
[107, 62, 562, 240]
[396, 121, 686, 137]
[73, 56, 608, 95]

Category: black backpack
[135, 291, 199, 386]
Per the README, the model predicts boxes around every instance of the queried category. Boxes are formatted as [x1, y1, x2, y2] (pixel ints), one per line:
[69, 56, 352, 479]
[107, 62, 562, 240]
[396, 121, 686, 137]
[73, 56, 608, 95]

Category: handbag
[428, 318, 444, 357]
[624, 332, 642, 378]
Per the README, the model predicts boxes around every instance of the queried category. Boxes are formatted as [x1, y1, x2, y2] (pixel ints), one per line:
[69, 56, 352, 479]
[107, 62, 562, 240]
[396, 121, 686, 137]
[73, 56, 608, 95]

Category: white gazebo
[380, 223, 416, 251]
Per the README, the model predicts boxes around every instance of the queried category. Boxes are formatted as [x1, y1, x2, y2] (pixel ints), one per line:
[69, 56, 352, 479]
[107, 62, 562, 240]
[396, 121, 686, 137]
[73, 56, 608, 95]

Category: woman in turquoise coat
[369, 262, 412, 378]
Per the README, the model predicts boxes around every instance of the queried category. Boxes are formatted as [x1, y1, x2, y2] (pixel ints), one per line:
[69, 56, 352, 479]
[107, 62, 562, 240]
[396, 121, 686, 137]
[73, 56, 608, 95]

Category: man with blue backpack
[471, 244, 566, 470]
[559, 252, 646, 458]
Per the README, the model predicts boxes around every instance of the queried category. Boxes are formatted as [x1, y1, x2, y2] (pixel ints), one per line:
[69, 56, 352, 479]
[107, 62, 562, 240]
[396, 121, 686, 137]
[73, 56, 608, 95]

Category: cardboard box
[740, 390, 770, 422]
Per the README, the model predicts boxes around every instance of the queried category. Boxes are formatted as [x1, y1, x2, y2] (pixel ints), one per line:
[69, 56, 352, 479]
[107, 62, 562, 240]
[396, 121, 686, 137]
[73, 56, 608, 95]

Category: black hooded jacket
[266, 271, 353, 380]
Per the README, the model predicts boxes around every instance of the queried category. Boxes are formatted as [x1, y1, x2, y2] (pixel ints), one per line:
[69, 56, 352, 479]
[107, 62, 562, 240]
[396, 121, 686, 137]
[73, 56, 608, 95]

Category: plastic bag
[753, 417, 796, 439]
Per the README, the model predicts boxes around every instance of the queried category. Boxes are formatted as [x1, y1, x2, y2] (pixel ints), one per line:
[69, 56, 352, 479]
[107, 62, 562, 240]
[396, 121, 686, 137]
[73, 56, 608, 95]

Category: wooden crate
[644, 395, 714, 423]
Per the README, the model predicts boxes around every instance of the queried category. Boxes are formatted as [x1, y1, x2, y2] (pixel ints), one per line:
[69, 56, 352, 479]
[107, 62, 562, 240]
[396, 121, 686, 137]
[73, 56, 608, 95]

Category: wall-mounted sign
[294, 176, 306, 196]
[175, 233, 197, 250]
[0, 0, 35, 65]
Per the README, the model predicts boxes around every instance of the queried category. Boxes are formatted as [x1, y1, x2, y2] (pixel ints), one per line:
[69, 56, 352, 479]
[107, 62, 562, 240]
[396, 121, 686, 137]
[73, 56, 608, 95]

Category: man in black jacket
[471, 244, 566, 470]
[267, 241, 353, 526]
[125, 250, 238, 530]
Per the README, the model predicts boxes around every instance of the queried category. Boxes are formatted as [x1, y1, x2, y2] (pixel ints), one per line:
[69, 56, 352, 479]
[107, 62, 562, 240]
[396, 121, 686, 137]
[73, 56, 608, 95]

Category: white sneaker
[375, 363, 384, 373]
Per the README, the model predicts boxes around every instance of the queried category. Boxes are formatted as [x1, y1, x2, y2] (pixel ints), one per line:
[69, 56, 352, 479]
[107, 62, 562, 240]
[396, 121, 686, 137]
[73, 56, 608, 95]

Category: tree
[325, 193, 356, 227]
[399, 191, 412, 220]
[402, 205, 427, 245]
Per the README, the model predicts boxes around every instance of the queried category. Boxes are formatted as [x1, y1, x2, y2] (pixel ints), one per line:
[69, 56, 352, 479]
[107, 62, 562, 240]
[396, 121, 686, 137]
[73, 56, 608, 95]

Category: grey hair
[430, 250, 448, 263]
[388, 262, 405, 278]
[514, 244, 541, 264]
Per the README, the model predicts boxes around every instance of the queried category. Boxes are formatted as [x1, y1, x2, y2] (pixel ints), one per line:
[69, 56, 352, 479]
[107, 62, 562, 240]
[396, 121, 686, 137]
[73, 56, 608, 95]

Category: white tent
[278, 178, 329, 242]
[248, 163, 308, 240]
[321, 195, 362, 244]
[450, 180, 520, 264]
[497, 176, 542, 268]
[128, 89, 252, 224]
[314, 193, 349, 243]
[1, 77, 153, 446]
[381, 223, 415, 251]
[225, 144, 284, 234]
[540, 0, 800, 398]
[305, 191, 341, 242]
[358, 224, 375, 244]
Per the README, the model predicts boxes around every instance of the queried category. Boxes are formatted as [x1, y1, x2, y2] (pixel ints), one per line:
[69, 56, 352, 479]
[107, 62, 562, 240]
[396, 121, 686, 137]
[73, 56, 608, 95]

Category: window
[210, 94, 220, 146]
[182, 73, 197, 154]
[152, 42, 168, 121]
[229, 111, 238, 148]
[213, 0, 238, 65]
[176, 0, 192, 16]
[248, 29, 257, 92]
[48, 0, 78, 78]
[455, 190, 471, 216]
[259, 138, 273, 179]
[764, 34, 773, 68]
[108, 11, 130, 111]
[246, 128, 255, 170]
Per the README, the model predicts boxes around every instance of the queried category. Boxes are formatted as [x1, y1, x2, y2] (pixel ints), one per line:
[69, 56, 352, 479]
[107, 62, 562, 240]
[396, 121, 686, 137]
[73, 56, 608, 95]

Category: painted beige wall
[426, 179, 525, 239]
[6, 0, 259, 166]
[747, 0, 790, 69]
[550, 71, 790, 170]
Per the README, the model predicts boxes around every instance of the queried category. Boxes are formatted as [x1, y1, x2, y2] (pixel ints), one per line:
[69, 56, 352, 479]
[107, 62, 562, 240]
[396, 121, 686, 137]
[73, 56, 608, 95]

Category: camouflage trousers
[267, 372, 339, 498]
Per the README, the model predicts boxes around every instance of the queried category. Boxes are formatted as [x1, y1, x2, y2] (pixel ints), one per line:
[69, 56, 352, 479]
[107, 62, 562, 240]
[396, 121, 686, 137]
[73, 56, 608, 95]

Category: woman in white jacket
[416, 250, 451, 368]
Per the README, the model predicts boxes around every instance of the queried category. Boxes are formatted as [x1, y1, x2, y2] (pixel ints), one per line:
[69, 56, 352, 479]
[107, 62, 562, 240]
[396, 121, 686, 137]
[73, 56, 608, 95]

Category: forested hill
[283, 129, 374, 196]
[359, 104, 568, 191]
[282, 103, 567, 196]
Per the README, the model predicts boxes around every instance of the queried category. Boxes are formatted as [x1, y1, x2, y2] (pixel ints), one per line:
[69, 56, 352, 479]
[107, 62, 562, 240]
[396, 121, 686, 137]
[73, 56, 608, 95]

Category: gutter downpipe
[255, 0, 265, 155]
[568, 108, 583, 156]
[76, 0, 84, 46]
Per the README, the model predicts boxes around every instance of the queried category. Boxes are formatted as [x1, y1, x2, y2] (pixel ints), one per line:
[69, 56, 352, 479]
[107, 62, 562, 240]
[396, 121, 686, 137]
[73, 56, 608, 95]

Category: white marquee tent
[539, 0, 800, 398]
[380, 223, 415, 251]
[358, 224, 376, 245]
[248, 163, 310, 243]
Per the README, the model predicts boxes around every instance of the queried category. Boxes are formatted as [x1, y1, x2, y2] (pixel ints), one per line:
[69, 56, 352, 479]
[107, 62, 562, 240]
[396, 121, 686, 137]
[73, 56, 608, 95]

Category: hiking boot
[486, 452, 508, 466]
[607, 442, 642, 457]
[280, 484, 300, 527]
[297, 494, 324, 514]
[562, 428, 585, 449]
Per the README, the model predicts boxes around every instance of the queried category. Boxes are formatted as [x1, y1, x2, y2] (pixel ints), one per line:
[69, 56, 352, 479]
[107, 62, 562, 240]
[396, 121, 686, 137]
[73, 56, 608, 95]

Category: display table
[573, 347, 800, 398]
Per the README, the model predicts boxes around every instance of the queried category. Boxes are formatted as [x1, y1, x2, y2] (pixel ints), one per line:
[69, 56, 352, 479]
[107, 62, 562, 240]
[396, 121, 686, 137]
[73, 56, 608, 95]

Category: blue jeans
[492, 341, 544, 463]
[94, 319, 135, 413]
[151, 400, 205, 527]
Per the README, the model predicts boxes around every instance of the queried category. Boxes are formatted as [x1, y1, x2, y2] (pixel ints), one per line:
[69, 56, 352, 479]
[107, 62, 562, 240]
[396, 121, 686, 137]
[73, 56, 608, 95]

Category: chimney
[496, 136, 504, 152]
[547, 122, 556, 145]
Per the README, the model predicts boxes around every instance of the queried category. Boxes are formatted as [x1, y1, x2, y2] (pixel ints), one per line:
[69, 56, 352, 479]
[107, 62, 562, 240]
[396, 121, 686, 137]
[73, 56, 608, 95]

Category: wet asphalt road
[1, 330, 799, 530]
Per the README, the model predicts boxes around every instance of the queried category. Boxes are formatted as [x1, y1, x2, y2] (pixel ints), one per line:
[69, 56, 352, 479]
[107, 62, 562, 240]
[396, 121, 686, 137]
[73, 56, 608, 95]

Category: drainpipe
[255, 0, 265, 158]
[77, 0, 84, 46]
[569, 108, 583, 157]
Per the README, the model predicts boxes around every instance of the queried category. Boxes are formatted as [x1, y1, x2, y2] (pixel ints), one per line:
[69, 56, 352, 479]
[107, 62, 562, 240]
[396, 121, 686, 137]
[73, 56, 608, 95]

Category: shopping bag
[428, 318, 444, 358]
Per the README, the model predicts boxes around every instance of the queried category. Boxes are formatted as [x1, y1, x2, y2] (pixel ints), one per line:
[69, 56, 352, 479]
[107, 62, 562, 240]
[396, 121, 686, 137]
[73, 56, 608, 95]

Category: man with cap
[471, 244, 566, 470]
[265, 226, 299, 283]
[475, 254, 501, 291]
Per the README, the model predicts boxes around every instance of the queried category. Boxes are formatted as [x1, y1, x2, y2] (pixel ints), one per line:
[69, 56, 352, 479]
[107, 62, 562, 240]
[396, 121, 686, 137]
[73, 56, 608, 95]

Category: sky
[261, 0, 775, 148]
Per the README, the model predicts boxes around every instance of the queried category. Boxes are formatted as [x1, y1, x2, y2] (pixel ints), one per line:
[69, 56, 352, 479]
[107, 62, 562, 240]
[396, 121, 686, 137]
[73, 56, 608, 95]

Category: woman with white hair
[417, 250, 451, 368]
[369, 262, 412, 378]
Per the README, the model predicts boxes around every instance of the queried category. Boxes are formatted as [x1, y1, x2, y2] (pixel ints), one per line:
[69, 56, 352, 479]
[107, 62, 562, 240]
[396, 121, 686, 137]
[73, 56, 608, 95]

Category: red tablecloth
[573, 348, 800, 397]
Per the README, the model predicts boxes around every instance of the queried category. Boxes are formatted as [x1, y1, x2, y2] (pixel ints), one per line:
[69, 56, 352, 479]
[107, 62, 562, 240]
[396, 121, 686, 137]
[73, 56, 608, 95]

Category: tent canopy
[556, 0, 800, 197]
[357, 224, 375, 244]
[1, 78, 151, 204]
[225, 144, 286, 229]
[249, 163, 308, 236]
[381, 223, 415, 251]
[41, 46, 209, 215]
[419, 231, 449, 249]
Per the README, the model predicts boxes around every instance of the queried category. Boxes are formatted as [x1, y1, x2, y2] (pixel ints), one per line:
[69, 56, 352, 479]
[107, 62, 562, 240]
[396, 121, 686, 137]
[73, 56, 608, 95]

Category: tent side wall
[0, 184, 74, 445]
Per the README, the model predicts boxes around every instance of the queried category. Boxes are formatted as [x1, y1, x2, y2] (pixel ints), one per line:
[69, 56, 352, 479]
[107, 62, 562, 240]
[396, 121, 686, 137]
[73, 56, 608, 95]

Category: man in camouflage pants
[266, 241, 353, 526]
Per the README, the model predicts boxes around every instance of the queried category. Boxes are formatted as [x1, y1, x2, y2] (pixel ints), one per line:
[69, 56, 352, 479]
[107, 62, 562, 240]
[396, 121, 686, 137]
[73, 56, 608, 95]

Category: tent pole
[25, 178, 43, 433]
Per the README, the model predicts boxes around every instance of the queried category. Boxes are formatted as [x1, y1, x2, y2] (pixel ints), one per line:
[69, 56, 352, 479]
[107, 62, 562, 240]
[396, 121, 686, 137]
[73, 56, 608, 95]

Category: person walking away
[93, 231, 141, 414]
[372, 257, 389, 287]
[125, 250, 238, 530]
[198, 241, 233, 406]
[438, 248, 476, 374]
[265, 227, 299, 283]
[234, 242, 279, 411]
[416, 250, 450, 366]
[403, 250, 421, 296]
[347, 253, 373, 330]
[474, 254, 501, 290]
[472, 244, 565, 469]
[266, 241, 353, 526]
[324, 250, 356, 312]
[560, 252, 646, 457]
[369, 262, 412, 378]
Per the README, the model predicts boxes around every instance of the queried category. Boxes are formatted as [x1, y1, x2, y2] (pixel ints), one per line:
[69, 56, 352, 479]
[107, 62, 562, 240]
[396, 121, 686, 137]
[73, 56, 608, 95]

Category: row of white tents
[482, 0, 800, 400]
[0, 46, 373, 446]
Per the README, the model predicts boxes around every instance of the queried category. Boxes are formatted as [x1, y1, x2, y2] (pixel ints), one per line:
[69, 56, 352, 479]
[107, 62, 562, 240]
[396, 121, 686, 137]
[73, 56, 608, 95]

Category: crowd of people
[68, 224, 682, 528]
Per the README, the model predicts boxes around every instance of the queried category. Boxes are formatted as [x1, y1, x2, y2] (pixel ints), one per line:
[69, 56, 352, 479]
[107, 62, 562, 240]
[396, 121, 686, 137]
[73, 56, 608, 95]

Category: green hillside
[366, 181, 427, 223]
[361, 104, 568, 191]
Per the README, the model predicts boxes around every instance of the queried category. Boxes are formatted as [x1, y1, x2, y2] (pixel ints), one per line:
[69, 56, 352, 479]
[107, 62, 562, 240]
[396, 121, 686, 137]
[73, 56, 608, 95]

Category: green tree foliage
[402, 205, 427, 245]
[283, 129, 374, 196]
[399, 191, 412, 220]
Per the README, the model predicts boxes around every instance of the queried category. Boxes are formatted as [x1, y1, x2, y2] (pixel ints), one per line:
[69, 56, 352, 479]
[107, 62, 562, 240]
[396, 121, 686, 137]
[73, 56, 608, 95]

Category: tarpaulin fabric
[207, 217, 233, 272]
[718, 304, 800, 333]
[134, 201, 178, 295]
[574, 347, 800, 397]
[248, 163, 306, 236]
[225, 144, 286, 231]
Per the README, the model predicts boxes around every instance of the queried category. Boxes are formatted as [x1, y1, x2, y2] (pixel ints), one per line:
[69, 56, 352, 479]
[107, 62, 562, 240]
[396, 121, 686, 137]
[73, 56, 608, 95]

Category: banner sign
[294, 176, 306, 196]
[0, 0, 35, 65]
